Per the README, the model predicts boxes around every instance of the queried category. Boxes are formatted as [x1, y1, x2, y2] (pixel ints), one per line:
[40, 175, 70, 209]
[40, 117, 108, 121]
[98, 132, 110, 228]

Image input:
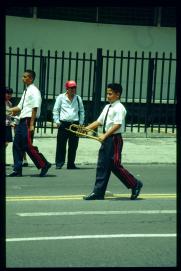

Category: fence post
[145, 58, 154, 130]
[92, 48, 103, 121]
[38, 56, 47, 132]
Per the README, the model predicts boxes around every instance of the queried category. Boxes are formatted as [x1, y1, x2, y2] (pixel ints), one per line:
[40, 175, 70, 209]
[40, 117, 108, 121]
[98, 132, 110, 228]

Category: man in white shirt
[83, 83, 143, 200]
[7, 70, 51, 177]
[53, 80, 85, 169]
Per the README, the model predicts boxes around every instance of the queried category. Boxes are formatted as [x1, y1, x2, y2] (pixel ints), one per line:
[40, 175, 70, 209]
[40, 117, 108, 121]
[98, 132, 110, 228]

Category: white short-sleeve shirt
[97, 100, 127, 133]
[18, 83, 42, 119]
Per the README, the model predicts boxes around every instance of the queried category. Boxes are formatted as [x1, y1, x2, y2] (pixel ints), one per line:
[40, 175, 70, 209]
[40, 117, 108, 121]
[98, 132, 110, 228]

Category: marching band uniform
[84, 84, 143, 200]
[8, 81, 51, 177]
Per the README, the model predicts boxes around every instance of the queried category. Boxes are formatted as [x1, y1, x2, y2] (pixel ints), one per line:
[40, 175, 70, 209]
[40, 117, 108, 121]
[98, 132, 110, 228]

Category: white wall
[6, 16, 176, 57]
[5, 16, 176, 101]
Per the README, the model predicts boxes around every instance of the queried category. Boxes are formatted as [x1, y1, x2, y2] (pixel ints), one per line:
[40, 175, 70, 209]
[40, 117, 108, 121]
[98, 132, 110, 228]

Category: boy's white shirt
[97, 100, 127, 134]
[18, 84, 42, 119]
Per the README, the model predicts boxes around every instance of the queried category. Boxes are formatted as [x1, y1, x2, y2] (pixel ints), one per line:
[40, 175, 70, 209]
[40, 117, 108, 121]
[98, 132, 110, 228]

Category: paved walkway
[6, 127, 176, 165]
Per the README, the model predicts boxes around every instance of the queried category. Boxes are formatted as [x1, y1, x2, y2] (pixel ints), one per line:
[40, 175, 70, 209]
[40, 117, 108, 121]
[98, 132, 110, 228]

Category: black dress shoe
[83, 192, 104, 200]
[67, 165, 79, 169]
[39, 163, 52, 177]
[22, 162, 28, 167]
[130, 180, 143, 200]
[8, 171, 22, 177]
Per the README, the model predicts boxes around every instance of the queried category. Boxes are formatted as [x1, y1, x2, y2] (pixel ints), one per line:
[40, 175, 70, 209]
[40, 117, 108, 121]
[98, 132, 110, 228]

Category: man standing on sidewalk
[7, 69, 51, 177]
[53, 80, 85, 169]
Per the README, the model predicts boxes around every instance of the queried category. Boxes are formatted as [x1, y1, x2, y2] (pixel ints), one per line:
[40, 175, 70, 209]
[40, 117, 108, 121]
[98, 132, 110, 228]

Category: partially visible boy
[83, 83, 143, 200]
[5, 87, 14, 147]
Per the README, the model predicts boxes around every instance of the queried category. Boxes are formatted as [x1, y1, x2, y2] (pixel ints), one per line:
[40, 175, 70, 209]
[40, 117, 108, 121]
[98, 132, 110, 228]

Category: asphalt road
[5, 164, 177, 267]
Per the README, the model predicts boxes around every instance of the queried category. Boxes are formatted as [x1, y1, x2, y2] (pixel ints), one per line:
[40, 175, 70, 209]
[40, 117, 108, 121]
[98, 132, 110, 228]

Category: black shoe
[67, 165, 79, 169]
[39, 163, 52, 177]
[8, 171, 22, 177]
[130, 180, 143, 200]
[22, 162, 28, 167]
[83, 192, 104, 200]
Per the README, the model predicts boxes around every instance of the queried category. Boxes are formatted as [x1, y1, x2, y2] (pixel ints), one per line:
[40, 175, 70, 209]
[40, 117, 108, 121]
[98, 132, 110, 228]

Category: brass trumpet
[66, 124, 102, 142]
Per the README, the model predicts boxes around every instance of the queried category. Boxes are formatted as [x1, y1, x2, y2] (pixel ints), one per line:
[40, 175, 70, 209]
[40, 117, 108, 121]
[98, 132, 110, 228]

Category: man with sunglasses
[53, 80, 85, 169]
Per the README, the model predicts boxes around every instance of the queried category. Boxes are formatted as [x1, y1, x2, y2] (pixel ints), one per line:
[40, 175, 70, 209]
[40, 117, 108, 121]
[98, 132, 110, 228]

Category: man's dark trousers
[55, 121, 79, 167]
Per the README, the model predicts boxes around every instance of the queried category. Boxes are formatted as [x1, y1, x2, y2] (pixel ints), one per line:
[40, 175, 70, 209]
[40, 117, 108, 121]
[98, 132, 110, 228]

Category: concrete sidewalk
[6, 127, 176, 165]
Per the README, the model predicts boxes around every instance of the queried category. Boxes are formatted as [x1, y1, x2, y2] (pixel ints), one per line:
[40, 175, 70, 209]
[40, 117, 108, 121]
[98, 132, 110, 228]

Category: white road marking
[6, 233, 176, 242]
[17, 210, 176, 217]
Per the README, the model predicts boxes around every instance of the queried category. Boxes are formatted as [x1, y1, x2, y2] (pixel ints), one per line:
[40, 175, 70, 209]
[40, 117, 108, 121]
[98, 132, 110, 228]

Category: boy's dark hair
[6, 87, 13, 94]
[107, 83, 122, 95]
[25, 69, 36, 81]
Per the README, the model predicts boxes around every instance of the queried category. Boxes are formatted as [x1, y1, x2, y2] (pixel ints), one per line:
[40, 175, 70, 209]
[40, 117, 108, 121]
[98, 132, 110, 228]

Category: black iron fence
[6, 47, 176, 134]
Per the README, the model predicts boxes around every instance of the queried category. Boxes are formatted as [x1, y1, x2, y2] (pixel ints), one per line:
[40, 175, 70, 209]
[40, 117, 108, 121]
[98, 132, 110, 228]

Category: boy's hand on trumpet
[98, 134, 107, 142]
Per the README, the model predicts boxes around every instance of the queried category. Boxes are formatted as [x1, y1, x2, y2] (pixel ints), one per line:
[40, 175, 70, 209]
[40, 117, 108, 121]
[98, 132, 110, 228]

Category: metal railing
[6, 47, 176, 134]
